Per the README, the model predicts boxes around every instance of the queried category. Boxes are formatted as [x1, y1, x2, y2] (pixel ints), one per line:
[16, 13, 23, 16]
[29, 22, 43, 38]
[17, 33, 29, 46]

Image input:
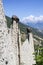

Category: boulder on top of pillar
[27, 28, 32, 33]
[12, 15, 19, 24]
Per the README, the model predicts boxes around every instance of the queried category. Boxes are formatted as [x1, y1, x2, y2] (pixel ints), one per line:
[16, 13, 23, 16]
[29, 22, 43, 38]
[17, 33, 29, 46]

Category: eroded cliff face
[0, 1, 17, 65]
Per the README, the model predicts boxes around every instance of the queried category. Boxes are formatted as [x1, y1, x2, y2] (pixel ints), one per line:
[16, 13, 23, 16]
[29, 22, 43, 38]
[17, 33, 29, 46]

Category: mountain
[35, 22, 43, 30]
[6, 16, 43, 39]
[27, 21, 43, 30]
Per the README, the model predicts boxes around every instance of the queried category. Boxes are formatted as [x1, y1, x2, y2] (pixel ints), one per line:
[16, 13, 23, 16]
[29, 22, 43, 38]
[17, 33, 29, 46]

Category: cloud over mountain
[22, 15, 43, 23]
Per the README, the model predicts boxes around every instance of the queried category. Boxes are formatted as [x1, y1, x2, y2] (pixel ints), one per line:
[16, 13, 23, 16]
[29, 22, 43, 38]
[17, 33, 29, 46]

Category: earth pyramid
[0, 0, 35, 65]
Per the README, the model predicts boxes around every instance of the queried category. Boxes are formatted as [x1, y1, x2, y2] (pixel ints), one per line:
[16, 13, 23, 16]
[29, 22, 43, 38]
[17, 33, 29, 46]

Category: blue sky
[3, 0, 43, 21]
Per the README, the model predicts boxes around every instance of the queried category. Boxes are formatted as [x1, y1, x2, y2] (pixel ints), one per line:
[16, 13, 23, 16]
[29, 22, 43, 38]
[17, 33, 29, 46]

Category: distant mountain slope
[26, 21, 43, 30]
[6, 16, 43, 38]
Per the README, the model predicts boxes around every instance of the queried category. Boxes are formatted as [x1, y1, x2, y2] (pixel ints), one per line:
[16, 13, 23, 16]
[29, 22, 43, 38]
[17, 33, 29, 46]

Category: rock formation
[0, 0, 35, 65]
[21, 28, 36, 65]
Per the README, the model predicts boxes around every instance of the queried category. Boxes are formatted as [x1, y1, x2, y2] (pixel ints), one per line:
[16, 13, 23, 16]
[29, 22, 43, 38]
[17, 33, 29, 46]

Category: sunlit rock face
[0, 0, 16, 65]
[21, 33, 36, 65]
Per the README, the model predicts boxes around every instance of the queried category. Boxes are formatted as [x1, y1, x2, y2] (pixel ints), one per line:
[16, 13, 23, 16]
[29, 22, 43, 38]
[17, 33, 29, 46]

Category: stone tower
[11, 15, 20, 65]
[21, 28, 36, 65]
[27, 28, 36, 65]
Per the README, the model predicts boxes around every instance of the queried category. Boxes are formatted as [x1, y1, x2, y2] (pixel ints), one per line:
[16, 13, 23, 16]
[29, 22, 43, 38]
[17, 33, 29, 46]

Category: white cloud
[21, 15, 43, 24]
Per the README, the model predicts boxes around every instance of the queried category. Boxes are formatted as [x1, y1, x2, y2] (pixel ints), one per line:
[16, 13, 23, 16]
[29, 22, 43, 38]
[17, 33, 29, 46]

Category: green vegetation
[34, 45, 43, 65]
[41, 41, 43, 46]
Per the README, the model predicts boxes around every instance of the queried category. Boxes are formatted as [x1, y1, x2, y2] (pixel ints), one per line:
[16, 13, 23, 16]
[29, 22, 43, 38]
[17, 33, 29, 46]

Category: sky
[3, 0, 43, 23]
